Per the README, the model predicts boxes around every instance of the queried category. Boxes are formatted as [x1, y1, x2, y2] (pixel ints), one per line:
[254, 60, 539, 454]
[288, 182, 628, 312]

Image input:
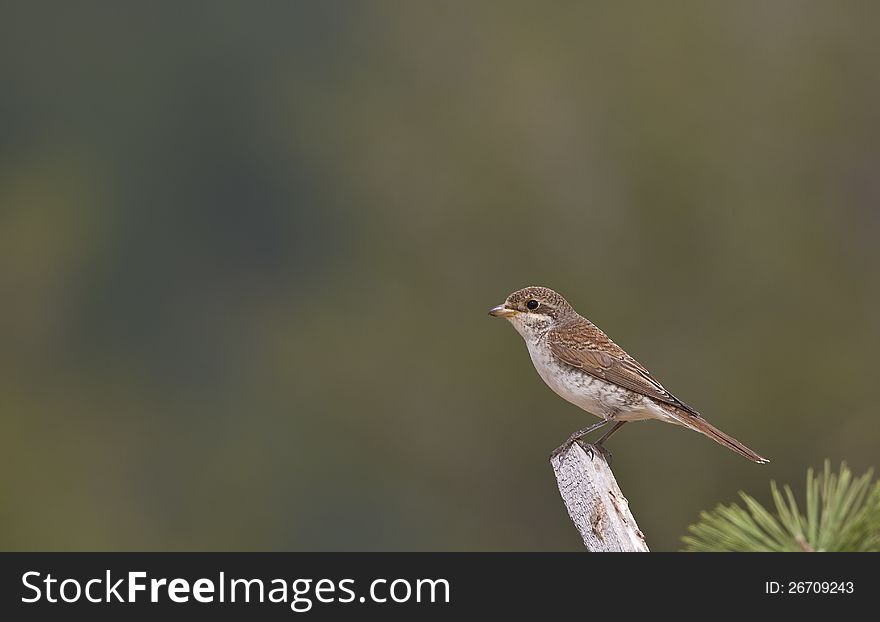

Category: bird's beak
[488, 304, 517, 318]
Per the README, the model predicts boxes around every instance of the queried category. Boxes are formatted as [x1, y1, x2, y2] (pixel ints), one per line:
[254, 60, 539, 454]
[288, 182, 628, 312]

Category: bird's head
[488, 286, 575, 339]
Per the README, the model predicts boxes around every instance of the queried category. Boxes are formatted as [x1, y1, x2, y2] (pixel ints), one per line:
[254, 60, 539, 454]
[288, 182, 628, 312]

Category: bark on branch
[550, 442, 649, 551]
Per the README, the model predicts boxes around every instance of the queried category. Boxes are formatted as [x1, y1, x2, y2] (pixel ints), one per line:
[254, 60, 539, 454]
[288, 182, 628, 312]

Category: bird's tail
[669, 411, 769, 464]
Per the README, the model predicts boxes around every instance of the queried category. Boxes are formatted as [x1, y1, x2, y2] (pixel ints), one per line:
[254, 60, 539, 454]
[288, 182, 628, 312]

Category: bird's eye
[526, 299, 539, 310]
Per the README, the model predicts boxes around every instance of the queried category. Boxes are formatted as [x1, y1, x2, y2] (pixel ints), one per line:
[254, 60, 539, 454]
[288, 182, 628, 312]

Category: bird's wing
[547, 329, 700, 416]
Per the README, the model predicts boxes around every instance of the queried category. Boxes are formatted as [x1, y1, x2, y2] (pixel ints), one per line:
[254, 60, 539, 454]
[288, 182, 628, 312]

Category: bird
[488, 286, 768, 464]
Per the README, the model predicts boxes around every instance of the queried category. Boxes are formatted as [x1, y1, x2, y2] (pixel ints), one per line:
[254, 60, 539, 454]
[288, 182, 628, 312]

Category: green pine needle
[682, 461, 880, 552]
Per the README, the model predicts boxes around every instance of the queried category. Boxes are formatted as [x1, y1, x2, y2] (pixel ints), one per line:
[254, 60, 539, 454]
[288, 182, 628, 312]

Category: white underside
[524, 336, 680, 425]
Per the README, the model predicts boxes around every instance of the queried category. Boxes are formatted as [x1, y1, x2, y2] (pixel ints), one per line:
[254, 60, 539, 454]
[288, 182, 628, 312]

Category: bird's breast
[525, 341, 658, 421]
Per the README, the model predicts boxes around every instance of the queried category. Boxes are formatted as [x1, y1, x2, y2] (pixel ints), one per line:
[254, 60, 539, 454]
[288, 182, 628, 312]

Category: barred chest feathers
[524, 336, 672, 423]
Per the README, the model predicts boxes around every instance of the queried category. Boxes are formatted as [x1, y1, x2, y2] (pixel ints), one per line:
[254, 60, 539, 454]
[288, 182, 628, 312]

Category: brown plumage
[489, 286, 769, 464]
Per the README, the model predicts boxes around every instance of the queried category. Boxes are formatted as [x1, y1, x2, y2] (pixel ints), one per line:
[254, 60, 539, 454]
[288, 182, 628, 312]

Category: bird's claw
[577, 439, 596, 461]
[574, 441, 613, 465]
[593, 443, 613, 466]
[552, 438, 613, 467]
[550, 440, 574, 463]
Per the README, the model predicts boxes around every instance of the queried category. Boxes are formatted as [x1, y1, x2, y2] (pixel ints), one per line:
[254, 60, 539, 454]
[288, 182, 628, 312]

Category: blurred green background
[2, 2, 878, 551]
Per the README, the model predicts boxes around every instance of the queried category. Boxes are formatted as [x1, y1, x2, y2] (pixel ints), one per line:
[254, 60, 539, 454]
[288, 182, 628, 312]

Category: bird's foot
[575, 441, 612, 465]
[550, 438, 576, 463]
[551, 437, 610, 465]
[551, 430, 590, 463]
[550, 420, 613, 464]
[592, 443, 613, 466]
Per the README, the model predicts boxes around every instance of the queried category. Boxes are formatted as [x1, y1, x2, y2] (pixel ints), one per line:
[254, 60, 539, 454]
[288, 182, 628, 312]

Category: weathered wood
[550, 442, 649, 551]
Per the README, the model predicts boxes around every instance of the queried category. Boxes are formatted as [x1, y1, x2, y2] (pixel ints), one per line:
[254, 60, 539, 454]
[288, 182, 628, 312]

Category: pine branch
[682, 461, 880, 552]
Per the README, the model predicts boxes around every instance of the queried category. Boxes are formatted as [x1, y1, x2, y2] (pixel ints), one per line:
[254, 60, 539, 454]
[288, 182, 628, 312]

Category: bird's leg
[551, 419, 612, 462]
[592, 421, 626, 466]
